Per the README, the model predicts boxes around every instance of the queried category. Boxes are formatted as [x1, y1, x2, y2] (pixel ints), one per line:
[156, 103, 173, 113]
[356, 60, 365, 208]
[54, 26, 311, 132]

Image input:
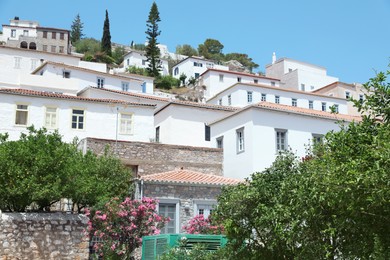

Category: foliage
[155, 75, 180, 90]
[87, 197, 169, 259]
[179, 73, 187, 86]
[213, 67, 390, 259]
[145, 2, 162, 77]
[101, 9, 112, 57]
[160, 237, 218, 260]
[198, 39, 224, 62]
[176, 44, 198, 56]
[0, 127, 132, 212]
[126, 66, 149, 76]
[112, 46, 127, 65]
[187, 76, 196, 86]
[183, 214, 224, 235]
[75, 37, 101, 55]
[70, 13, 84, 43]
[132, 43, 146, 51]
[224, 53, 259, 72]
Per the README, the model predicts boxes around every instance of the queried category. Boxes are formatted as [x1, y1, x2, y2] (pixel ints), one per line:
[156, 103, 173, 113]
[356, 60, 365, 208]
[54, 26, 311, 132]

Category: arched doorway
[29, 42, 36, 50]
[20, 41, 28, 49]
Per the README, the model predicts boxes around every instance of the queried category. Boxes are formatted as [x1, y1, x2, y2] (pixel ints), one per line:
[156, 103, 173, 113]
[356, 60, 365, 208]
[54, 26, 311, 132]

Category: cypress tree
[101, 9, 112, 56]
[70, 14, 84, 43]
[145, 2, 161, 77]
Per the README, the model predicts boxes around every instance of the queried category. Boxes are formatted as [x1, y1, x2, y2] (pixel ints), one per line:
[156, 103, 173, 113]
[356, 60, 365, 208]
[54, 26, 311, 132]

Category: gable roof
[31, 61, 145, 83]
[265, 57, 327, 70]
[172, 56, 218, 68]
[154, 99, 239, 115]
[0, 88, 155, 107]
[200, 68, 280, 81]
[140, 169, 242, 186]
[210, 101, 361, 125]
[80, 87, 170, 102]
[0, 45, 82, 58]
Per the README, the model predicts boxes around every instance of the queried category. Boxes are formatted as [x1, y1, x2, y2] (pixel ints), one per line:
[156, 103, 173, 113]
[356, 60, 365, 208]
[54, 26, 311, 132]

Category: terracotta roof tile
[200, 68, 280, 81]
[0, 88, 155, 107]
[140, 169, 242, 186]
[89, 87, 170, 102]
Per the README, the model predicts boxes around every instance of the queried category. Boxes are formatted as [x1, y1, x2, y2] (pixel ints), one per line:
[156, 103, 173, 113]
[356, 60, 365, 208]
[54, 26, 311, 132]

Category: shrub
[155, 75, 180, 90]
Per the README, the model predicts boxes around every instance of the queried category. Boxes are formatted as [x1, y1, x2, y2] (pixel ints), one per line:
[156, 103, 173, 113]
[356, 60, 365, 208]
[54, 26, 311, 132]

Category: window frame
[312, 133, 324, 145]
[119, 113, 133, 135]
[292, 98, 297, 107]
[261, 93, 266, 102]
[43, 31, 48, 38]
[275, 95, 280, 104]
[44, 106, 58, 129]
[155, 126, 160, 143]
[71, 109, 85, 130]
[228, 95, 231, 106]
[97, 77, 105, 88]
[62, 70, 71, 78]
[321, 102, 327, 112]
[219, 74, 224, 82]
[11, 29, 16, 38]
[309, 100, 314, 109]
[247, 91, 253, 103]
[121, 81, 129, 91]
[275, 129, 287, 152]
[216, 136, 223, 149]
[236, 127, 245, 154]
[345, 91, 351, 99]
[52, 32, 56, 39]
[205, 124, 211, 141]
[158, 199, 180, 234]
[15, 104, 29, 126]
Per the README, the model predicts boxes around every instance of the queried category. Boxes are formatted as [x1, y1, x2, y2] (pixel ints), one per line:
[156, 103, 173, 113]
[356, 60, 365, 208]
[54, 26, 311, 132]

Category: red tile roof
[154, 100, 239, 115]
[0, 88, 155, 107]
[200, 68, 280, 81]
[88, 87, 170, 102]
[140, 169, 242, 186]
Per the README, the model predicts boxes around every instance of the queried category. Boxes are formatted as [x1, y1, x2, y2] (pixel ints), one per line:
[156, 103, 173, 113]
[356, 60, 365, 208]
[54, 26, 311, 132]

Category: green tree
[198, 38, 224, 61]
[112, 46, 127, 65]
[101, 9, 112, 57]
[74, 37, 101, 55]
[224, 52, 259, 72]
[145, 2, 162, 77]
[176, 44, 198, 56]
[70, 13, 84, 44]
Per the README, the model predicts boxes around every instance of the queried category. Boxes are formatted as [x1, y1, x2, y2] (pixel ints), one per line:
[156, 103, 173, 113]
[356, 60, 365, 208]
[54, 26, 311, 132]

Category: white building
[206, 82, 348, 114]
[172, 56, 229, 83]
[122, 50, 169, 76]
[199, 69, 280, 100]
[265, 56, 338, 91]
[154, 101, 237, 147]
[210, 101, 360, 179]
[0, 88, 156, 143]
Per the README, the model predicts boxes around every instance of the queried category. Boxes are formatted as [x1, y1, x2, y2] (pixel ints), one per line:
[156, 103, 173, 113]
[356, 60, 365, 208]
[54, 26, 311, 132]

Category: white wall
[0, 93, 155, 143]
[172, 58, 229, 81]
[78, 61, 107, 73]
[123, 51, 169, 76]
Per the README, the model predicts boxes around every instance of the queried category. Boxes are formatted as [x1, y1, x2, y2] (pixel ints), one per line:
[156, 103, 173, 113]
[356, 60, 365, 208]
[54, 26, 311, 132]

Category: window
[216, 136, 223, 149]
[334, 104, 339, 113]
[42, 45, 47, 52]
[237, 77, 241, 83]
[292, 98, 297, 107]
[205, 125, 210, 141]
[311, 85, 315, 90]
[174, 67, 179, 75]
[312, 134, 323, 144]
[194, 73, 200, 79]
[271, 81, 276, 86]
[43, 31, 48, 38]
[52, 32, 56, 39]
[30, 59, 38, 70]
[254, 79, 258, 84]
[359, 94, 364, 104]
[275, 95, 280, 104]
[247, 91, 253, 103]
[276, 129, 287, 151]
[193, 62, 203, 67]
[309, 100, 314, 109]
[159, 204, 176, 234]
[122, 82, 129, 91]
[228, 95, 232, 106]
[127, 59, 130, 66]
[62, 70, 71, 78]
[219, 74, 224, 82]
[300, 84, 305, 91]
[261, 93, 266, 101]
[142, 60, 147, 65]
[59, 46, 64, 53]
[71, 109, 84, 129]
[51, 46, 56, 52]
[23, 30, 28, 36]
[155, 126, 160, 143]
[45, 107, 57, 129]
[60, 32, 64, 40]
[14, 57, 21, 69]
[97, 77, 105, 88]
[120, 113, 133, 134]
[11, 29, 16, 38]
[196, 204, 214, 219]
[345, 91, 351, 99]
[321, 102, 327, 112]
[288, 68, 293, 72]
[15, 104, 28, 125]
[236, 127, 245, 153]
[218, 99, 222, 106]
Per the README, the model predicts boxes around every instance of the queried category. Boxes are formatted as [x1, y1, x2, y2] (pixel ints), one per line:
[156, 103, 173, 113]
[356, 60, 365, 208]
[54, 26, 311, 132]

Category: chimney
[14, 16, 19, 20]
[272, 52, 276, 64]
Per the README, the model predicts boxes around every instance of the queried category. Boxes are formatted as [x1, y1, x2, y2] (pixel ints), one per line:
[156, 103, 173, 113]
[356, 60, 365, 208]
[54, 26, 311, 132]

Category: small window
[359, 94, 364, 104]
[122, 81, 129, 91]
[334, 104, 339, 113]
[59, 46, 64, 53]
[312, 134, 323, 144]
[261, 93, 266, 102]
[60, 32, 64, 40]
[52, 32, 56, 39]
[321, 102, 327, 112]
[236, 127, 245, 153]
[155, 126, 160, 143]
[292, 98, 297, 107]
[159, 204, 176, 234]
[237, 77, 241, 83]
[275, 95, 280, 104]
[45, 107, 57, 129]
[51, 46, 56, 52]
[309, 100, 314, 109]
[43, 45, 47, 52]
[205, 125, 210, 141]
[14, 57, 21, 69]
[271, 81, 276, 86]
[174, 67, 179, 76]
[195, 73, 200, 79]
[247, 91, 253, 103]
[276, 129, 287, 152]
[228, 95, 231, 106]
[15, 104, 28, 125]
[345, 91, 351, 99]
[120, 113, 133, 134]
[127, 59, 130, 66]
[97, 77, 105, 88]
[62, 70, 71, 78]
[216, 136, 223, 149]
[23, 30, 28, 36]
[11, 29, 16, 38]
[288, 68, 293, 72]
[43, 31, 48, 38]
[218, 99, 222, 106]
[71, 109, 84, 129]
[219, 74, 224, 82]
[300, 84, 305, 91]
[254, 79, 258, 84]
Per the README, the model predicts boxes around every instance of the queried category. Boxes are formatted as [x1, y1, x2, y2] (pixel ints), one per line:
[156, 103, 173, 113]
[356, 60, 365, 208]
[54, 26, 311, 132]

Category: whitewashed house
[265, 55, 338, 91]
[209, 101, 361, 179]
[122, 50, 169, 76]
[154, 101, 237, 147]
[0, 88, 156, 143]
[199, 69, 280, 100]
[206, 82, 348, 114]
[172, 56, 229, 83]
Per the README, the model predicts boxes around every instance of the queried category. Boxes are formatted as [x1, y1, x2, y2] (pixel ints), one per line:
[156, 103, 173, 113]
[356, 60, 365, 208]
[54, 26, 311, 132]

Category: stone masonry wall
[80, 138, 223, 176]
[0, 212, 89, 260]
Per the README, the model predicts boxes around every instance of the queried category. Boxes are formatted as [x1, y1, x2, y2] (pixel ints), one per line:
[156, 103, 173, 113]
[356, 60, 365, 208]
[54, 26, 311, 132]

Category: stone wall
[79, 138, 223, 176]
[0, 212, 89, 260]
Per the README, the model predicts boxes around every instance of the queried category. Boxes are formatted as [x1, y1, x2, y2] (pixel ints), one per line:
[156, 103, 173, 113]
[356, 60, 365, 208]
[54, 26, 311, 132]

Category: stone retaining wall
[0, 212, 89, 260]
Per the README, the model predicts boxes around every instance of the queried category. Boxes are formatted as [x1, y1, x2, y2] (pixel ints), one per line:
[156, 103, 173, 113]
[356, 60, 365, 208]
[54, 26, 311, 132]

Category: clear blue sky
[1, 0, 389, 83]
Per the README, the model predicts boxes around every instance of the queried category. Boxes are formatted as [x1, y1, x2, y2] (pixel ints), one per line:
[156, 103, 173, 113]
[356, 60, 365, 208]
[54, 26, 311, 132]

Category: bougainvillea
[183, 214, 224, 235]
[86, 197, 169, 258]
